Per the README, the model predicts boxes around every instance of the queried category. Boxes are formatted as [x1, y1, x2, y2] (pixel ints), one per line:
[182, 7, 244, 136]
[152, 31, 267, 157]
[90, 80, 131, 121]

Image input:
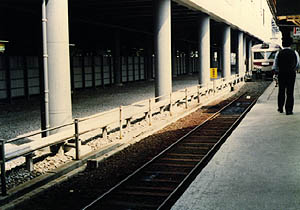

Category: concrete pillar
[238, 31, 244, 76]
[154, 0, 172, 98]
[198, 14, 210, 85]
[248, 39, 253, 72]
[47, 0, 72, 130]
[222, 25, 231, 81]
[113, 29, 122, 85]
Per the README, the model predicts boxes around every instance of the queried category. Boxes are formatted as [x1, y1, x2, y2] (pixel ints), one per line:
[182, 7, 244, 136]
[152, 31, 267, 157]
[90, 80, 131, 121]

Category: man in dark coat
[272, 37, 300, 115]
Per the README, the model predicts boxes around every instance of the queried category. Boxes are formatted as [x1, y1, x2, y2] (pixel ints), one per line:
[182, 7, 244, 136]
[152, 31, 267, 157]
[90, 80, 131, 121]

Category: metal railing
[0, 74, 244, 196]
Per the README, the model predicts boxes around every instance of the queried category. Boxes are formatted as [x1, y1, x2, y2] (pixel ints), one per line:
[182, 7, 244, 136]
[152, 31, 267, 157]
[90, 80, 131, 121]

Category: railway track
[82, 93, 257, 210]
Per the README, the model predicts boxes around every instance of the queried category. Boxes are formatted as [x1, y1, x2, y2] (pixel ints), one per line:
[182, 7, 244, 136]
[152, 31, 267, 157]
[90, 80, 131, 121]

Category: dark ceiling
[0, 0, 204, 54]
[267, 0, 300, 38]
[0, 0, 236, 55]
[0, 0, 200, 34]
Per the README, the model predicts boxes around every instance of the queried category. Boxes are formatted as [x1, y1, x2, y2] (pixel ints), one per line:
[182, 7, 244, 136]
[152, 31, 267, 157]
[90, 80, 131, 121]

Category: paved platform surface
[172, 75, 300, 210]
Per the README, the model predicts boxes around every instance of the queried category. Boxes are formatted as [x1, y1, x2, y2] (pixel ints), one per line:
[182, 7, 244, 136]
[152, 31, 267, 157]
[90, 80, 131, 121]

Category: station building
[0, 0, 280, 132]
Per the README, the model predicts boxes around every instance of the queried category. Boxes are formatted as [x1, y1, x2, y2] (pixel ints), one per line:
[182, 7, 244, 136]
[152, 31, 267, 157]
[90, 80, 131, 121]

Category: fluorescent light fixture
[0, 40, 9, 43]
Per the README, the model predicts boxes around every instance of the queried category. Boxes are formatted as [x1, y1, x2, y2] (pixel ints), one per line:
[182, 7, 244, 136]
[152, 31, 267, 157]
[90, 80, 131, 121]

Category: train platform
[1, 75, 199, 141]
[171, 75, 300, 209]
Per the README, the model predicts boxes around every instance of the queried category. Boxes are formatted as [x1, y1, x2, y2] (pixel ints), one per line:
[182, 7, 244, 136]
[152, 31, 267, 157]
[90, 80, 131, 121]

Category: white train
[251, 43, 281, 79]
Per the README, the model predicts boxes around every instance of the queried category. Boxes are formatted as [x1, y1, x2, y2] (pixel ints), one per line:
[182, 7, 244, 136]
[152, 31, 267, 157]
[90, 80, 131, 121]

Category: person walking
[272, 37, 300, 115]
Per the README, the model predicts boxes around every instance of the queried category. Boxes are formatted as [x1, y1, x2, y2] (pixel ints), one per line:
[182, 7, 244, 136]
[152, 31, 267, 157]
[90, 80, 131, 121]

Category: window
[254, 52, 264, 59]
[266, 51, 277, 59]
[231, 53, 236, 65]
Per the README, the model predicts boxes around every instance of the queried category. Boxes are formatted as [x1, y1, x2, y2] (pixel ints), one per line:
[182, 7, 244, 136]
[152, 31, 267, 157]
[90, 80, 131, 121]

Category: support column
[222, 25, 231, 81]
[198, 14, 210, 85]
[47, 0, 72, 130]
[154, 0, 172, 98]
[248, 39, 253, 72]
[113, 29, 122, 85]
[238, 31, 244, 76]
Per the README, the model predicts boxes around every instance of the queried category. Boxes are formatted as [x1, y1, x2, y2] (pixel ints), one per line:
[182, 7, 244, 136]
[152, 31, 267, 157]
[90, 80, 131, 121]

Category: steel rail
[82, 93, 253, 210]
[157, 97, 257, 209]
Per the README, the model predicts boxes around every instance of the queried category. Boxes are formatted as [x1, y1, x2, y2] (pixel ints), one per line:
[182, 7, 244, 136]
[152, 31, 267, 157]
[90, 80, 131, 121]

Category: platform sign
[210, 68, 217, 79]
[0, 43, 4, 53]
[293, 27, 300, 36]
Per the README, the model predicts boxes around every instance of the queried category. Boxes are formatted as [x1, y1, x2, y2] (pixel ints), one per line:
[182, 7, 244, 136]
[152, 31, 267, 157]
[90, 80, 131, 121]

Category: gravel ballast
[5, 79, 272, 210]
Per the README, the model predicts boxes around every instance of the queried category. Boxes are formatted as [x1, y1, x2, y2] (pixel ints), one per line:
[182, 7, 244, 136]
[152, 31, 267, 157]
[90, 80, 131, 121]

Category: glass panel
[266, 51, 277, 59]
[254, 52, 264, 59]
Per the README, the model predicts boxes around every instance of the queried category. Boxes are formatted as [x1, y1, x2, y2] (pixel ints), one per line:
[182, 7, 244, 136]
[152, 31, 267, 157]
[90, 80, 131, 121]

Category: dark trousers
[278, 72, 296, 112]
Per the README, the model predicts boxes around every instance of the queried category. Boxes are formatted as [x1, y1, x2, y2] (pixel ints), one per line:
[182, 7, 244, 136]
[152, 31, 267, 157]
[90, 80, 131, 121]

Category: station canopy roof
[268, 0, 300, 26]
[0, 0, 206, 42]
[0, 0, 200, 34]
